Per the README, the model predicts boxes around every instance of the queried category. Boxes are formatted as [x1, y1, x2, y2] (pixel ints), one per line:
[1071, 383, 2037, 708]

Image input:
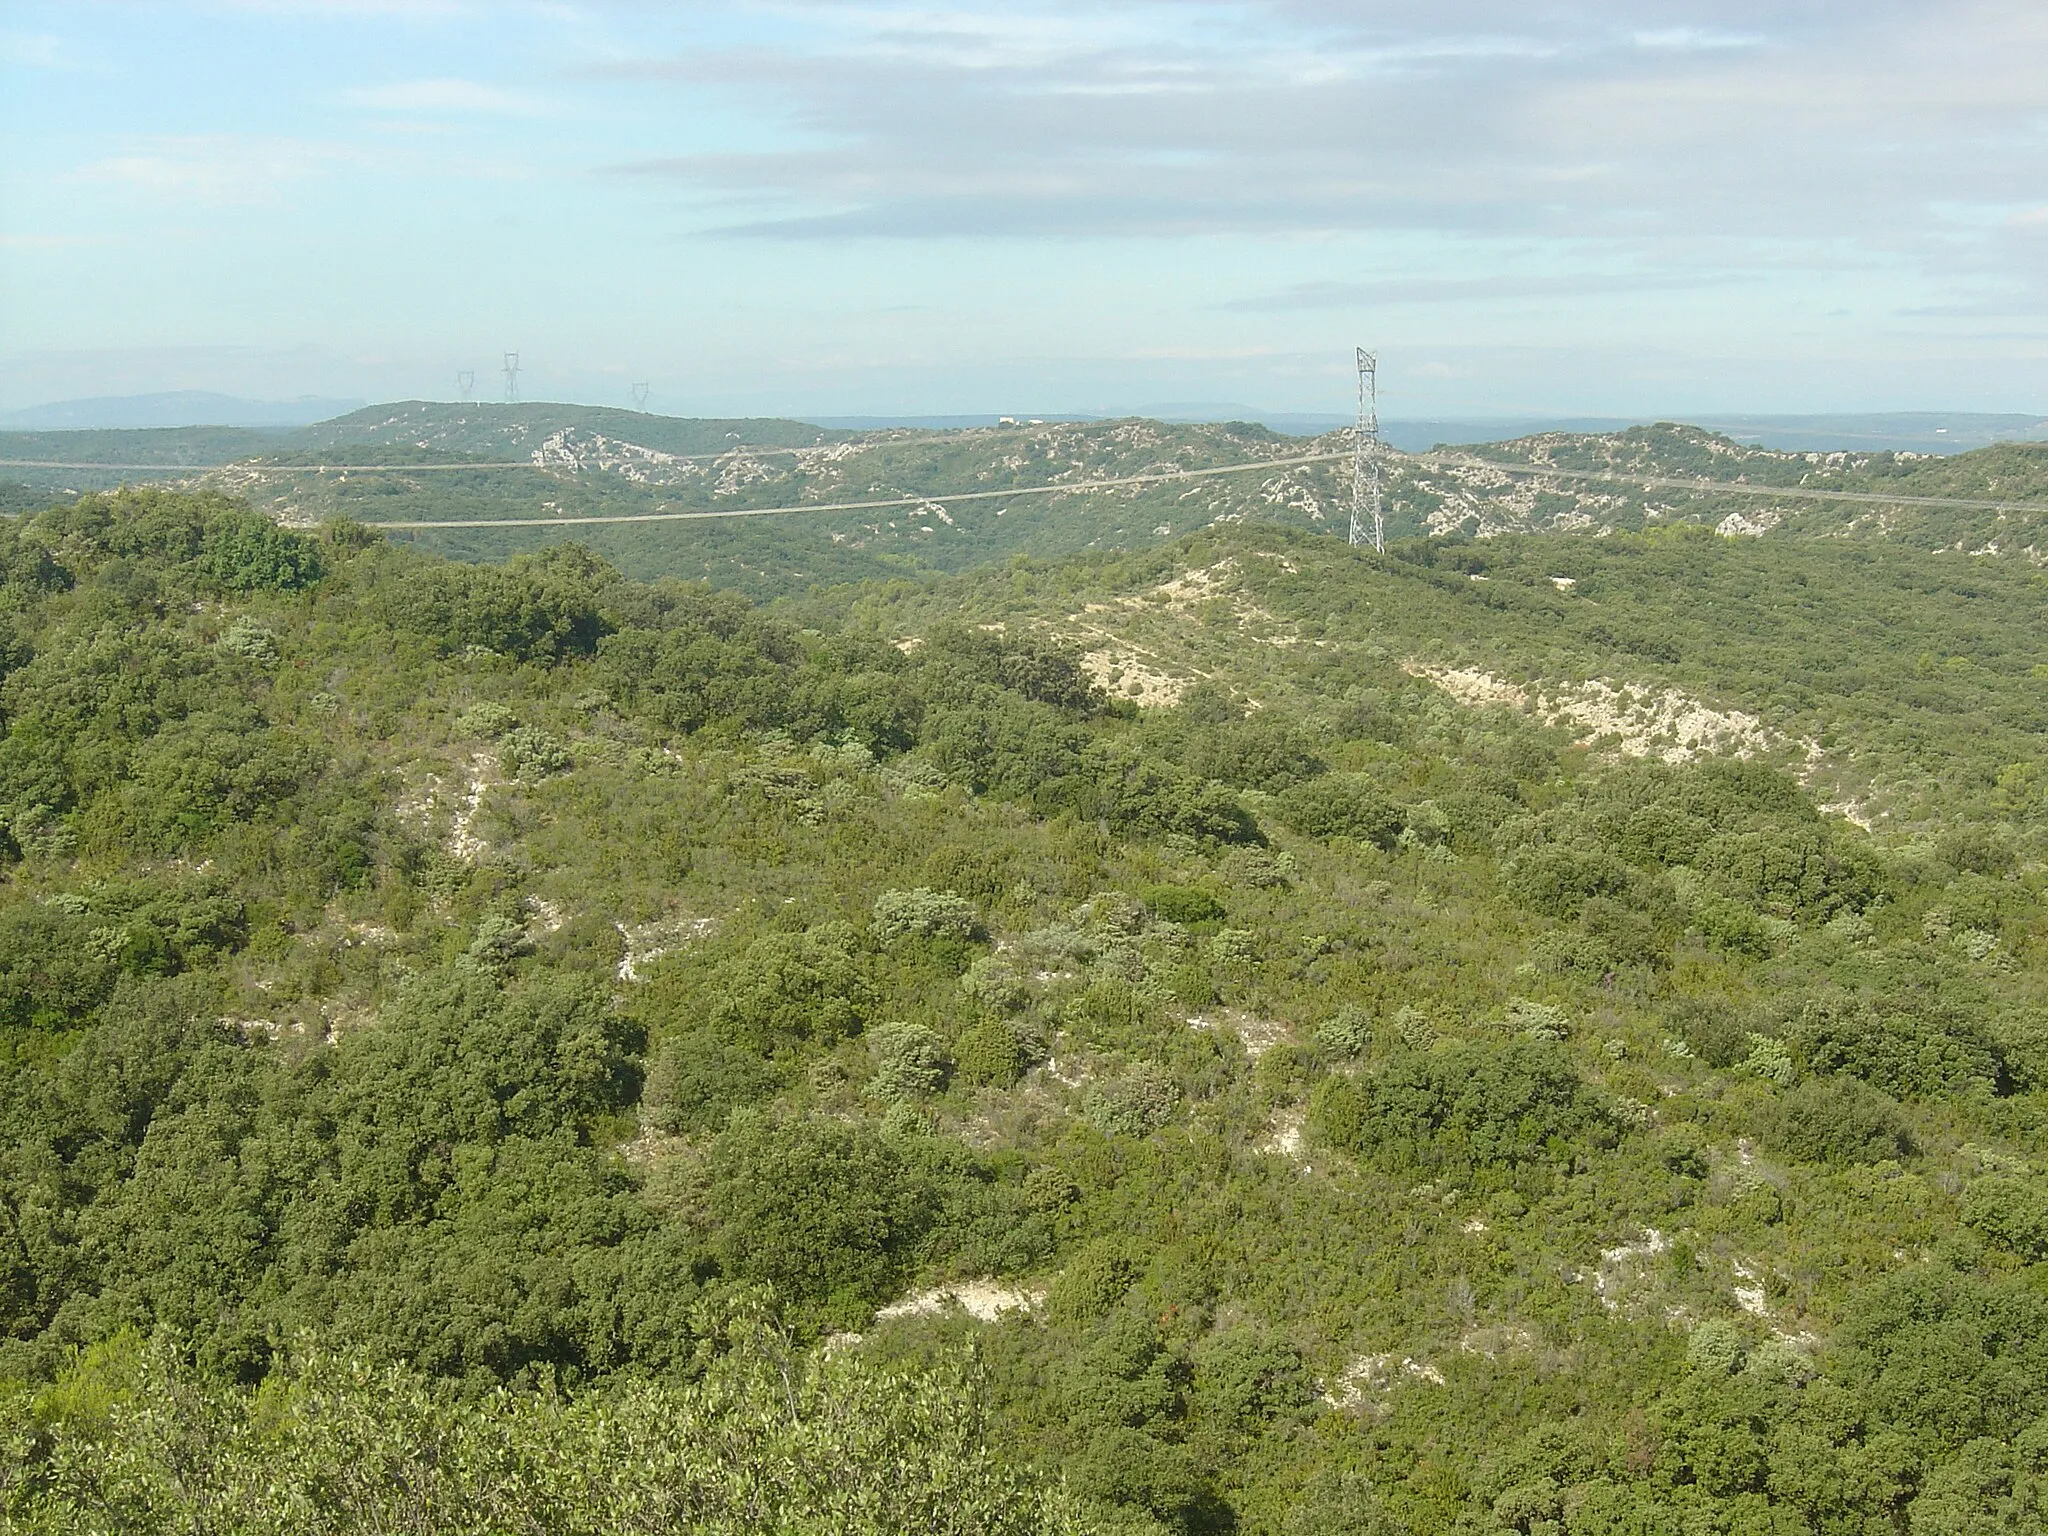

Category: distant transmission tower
[631, 381, 650, 409]
[502, 352, 521, 403]
[1348, 348, 1383, 553]
[456, 370, 475, 402]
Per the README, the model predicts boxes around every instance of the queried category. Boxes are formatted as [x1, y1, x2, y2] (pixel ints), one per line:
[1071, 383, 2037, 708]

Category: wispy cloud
[1632, 27, 1765, 52]
[340, 77, 543, 114]
[73, 135, 354, 205]
[1227, 271, 1753, 311]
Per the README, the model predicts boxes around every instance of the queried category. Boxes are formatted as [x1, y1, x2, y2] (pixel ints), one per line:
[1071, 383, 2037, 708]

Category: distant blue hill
[0, 392, 366, 430]
[800, 408, 2048, 454]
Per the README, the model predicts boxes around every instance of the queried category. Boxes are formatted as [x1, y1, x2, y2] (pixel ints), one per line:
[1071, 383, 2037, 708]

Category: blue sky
[2, 1, 2045, 418]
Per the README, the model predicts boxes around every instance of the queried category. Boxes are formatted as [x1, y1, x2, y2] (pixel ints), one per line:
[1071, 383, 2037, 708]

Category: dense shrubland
[0, 488, 2043, 1533]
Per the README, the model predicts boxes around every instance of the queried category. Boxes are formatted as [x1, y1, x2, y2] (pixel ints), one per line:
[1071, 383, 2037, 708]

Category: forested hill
[1, 485, 2045, 1533]
[8, 407, 2048, 595]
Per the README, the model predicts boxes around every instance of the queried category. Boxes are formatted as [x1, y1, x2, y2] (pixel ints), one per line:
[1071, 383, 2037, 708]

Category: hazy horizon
[4, 2, 2046, 419]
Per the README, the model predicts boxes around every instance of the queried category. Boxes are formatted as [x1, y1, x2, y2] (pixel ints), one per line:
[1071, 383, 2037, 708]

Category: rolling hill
[1, 482, 2045, 1533]
[8, 406, 2048, 598]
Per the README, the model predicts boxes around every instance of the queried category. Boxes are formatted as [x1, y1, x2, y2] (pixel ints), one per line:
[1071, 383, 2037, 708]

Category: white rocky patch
[1406, 664, 1788, 765]
[529, 427, 706, 486]
[1592, 1227, 1669, 1312]
[1323, 1353, 1446, 1409]
[614, 915, 717, 983]
[1716, 509, 1783, 537]
[1258, 1109, 1307, 1162]
[875, 1281, 1045, 1324]
[1187, 1009, 1291, 1059]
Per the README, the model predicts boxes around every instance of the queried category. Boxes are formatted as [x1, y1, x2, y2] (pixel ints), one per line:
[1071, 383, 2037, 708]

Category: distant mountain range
[5, 394, 2043, 453]
[810, 409, 2048, 455]
[0, 392, 367, 431]
[9, 402, 2045, 595]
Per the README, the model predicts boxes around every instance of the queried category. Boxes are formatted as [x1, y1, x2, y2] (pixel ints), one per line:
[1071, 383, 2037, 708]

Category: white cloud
[1632, 27, 1764, 51]
[599, 0, 2048, 274]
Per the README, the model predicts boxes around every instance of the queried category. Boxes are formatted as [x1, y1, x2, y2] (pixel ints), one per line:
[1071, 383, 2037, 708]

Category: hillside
[9, 407, 2048, 598]
[0, 486, 2045, 1533]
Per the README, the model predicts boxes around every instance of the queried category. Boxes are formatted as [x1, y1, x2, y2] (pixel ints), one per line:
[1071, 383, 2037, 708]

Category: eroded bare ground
[1024, 555, 1306, 710]
[394, 751, 502, 862]
[1403, 663, 1791, 765]
[875, 1280, 1046, 1324]
[1398, 660, 1895, 827]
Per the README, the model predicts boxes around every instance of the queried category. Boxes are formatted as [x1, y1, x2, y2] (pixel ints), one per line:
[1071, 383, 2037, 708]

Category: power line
[1349, 348, 1383, 554]
[358, 449, 1351, 528]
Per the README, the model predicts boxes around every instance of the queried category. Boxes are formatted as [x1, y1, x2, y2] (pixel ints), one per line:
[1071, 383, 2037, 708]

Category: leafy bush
[1792, 994, 2007, 1098]
[714, 923, 873, 1050]
[923, 623, 1104, 713]
[872, 887, 982, 945]
[705, 1112, 936, 1330]
[1273, 773, 1401, 845]
[455, 701, 517, 738]
[868, 1021, 951, 1100]
[1047, 1239, 1138, 1323]
[1084, 1063, 1180, 1138]
[1767, 1075, 1913, 1165]
[1962, 1176, 2048, 1261]
[1309, 1040, 1616, 1172]
[1314, 1005, 1373, 1059]
[1502, 843, 1634, 918]
[2, 1331, 1087, 1536]
[959, 954, 1027, 1012]
[501, 724, 572, 779]
[1141, 884, 1224, 925]
[955, 1018, 1026, 1087]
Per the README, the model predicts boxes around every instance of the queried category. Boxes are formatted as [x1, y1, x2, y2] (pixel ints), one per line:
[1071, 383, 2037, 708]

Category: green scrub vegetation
[0, 486, 2044, 1534]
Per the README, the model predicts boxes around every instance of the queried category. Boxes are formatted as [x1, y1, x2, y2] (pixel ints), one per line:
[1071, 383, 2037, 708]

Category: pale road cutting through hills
[352, 449, 2046, 529]
[4, 447, 2040, 525]
[346, 450, 1356, 528]
[0, 428, 1019, 474]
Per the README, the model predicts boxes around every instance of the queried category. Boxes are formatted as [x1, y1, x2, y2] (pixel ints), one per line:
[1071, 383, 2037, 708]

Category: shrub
[215, 617, 278, 666]
[1048, 1239, 1138, 1322]
[1085, 1062, 1180, 1138]
[1768, 1075, 1912, 1165]
[1502, 843, 1633, 918]
[456, 702, 517, 739]
[955, 1018, 1026, 1087]
[1962, 1176, 2048, 1261]
[500, 725, 571, 779]
[705, 1112, 935, 1330]
[871, 887, 982, 945]
[1686, 1319, 1746, 1374]
[868, 1021, 951, 1100]
[1142, 884, 1225, 925]
[1273, 773, 1401, 845]
[1793, 994, 2007, 1099]
[1666, 998, 1750, 1068]
[1308, 1040, 1615, 1171]
[958, 954, 1026, 1012]
[715, 923, 872, 1050]
[1314, 1005, 1373, 1059]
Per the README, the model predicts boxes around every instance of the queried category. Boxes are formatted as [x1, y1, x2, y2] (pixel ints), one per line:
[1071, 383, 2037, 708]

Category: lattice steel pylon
[502, 352, 521, 403]
[1348, 348, 1383, 553]
[456, 370, 475, 402]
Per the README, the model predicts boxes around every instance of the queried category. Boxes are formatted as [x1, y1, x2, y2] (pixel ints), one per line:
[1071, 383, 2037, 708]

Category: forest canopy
[0, 486, 2043, 1535]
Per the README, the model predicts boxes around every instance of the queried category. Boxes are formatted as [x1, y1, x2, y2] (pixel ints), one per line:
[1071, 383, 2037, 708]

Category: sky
[2, 0, 2046, 419]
